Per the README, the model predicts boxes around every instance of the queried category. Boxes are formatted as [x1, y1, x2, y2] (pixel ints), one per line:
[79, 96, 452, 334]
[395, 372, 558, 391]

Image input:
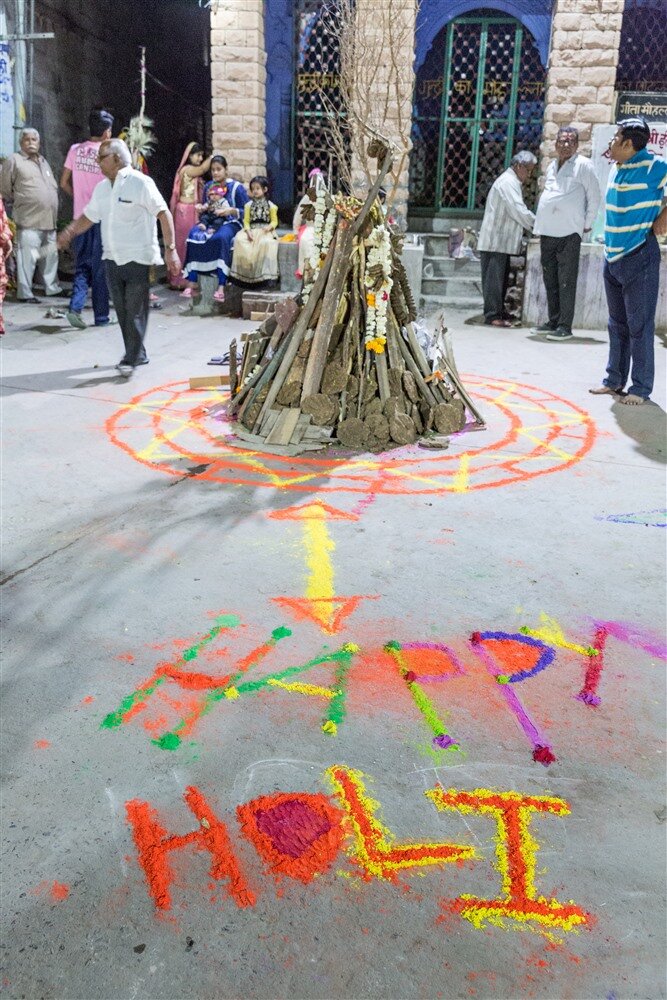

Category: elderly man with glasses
[532, 126, 600, 341]
[57, 138, 180, 375]
[0, 127, 62, 303]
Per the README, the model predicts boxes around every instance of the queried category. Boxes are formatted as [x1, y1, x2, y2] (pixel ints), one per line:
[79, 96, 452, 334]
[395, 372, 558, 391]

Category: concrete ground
[1, 287, 666, 1000]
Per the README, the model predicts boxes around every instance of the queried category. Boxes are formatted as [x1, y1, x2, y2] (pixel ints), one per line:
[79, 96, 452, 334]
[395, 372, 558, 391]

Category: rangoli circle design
[105, 376, 596, 495]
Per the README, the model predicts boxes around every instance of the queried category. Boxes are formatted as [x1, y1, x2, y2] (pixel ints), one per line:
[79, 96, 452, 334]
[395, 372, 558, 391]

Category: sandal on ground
[619, 393, 646, 406]
[180, 287, 194, 299]
[488, 319, 511, 328]
[588, 385, 623, 395]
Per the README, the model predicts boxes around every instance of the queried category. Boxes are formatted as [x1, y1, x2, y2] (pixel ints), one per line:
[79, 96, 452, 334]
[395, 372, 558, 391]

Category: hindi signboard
[616, 92, 667, 123]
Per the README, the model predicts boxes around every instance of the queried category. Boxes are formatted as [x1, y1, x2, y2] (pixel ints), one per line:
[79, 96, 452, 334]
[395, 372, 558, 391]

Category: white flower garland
[363, 225, 393, 352]
[303, 191, 336, 303]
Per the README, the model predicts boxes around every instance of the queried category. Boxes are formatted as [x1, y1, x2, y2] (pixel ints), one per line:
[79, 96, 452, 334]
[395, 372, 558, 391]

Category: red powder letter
[126, 786, 256, 911]
[427, 787, 590, 932]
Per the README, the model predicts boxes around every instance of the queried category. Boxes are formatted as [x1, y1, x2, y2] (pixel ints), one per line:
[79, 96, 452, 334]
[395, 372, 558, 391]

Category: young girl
[230, 176, 279, 286]
[169, 142, 213, 289]
[181, 155, 249, 303]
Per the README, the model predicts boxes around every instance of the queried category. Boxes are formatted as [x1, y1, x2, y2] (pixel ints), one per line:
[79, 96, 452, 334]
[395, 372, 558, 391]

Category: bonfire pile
[227, 144, 482, 453]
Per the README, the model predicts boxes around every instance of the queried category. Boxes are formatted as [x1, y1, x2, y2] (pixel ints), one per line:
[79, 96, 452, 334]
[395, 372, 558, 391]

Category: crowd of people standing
[1, 110, 665, 405]
[0, 113, 281, 369]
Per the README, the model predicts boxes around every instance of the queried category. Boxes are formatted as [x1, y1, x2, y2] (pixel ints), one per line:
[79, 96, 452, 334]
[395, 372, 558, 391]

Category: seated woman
[169, 142, 213, 289]
[230, 176, 279, 286]
[181, 155, 249, 302]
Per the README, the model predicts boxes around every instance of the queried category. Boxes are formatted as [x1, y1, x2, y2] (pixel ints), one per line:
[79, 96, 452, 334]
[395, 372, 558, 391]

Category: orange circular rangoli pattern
[105, 376, 596, 495]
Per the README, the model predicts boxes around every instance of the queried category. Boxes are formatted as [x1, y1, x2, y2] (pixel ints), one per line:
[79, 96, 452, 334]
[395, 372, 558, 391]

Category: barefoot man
[590, 117, 667, 406]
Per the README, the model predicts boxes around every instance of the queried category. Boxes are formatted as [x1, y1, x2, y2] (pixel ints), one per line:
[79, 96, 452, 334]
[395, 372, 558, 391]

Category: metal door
[410, 13, 545, 215]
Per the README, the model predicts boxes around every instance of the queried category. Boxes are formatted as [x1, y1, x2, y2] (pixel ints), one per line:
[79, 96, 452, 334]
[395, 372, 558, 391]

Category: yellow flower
[365, 337, 386, 354]
[366, 293, 376, 307]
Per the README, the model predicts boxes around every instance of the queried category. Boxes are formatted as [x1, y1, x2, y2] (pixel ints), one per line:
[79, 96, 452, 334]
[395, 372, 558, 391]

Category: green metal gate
[410, 13, 545, 215]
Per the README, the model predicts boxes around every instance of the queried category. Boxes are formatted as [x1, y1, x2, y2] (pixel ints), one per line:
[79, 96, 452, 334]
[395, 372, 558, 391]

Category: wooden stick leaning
[250, 233, 338, 432]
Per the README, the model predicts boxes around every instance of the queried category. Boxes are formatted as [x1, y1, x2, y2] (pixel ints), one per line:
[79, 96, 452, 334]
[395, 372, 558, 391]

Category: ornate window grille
[293, 0, 347, 198]
[410, 11, 545, 214]
[616, 0, 667, 92]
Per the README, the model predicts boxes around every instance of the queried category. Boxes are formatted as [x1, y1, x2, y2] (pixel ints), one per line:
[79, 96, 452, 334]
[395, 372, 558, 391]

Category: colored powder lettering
[126, 785, 255, 911]
[34, 740, 51, 750]
[328, 766, 475, 881]
[427, 787, 590, 933]
[238, 792, 345, 883]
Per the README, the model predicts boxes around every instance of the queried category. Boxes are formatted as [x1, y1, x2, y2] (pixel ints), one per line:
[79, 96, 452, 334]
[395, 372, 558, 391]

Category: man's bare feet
[589, 385, 623, 395]
[619, 394, 646, 406]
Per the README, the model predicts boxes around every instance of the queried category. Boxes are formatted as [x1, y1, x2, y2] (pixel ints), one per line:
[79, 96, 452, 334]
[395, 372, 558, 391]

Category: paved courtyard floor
[1, 290, 665, 999]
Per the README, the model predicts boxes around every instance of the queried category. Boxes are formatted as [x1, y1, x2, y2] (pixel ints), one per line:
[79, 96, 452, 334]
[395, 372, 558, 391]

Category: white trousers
[16, 228, 60, 299]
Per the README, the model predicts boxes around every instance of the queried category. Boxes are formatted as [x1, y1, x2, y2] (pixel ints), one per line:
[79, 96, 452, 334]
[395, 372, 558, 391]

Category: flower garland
[363, 224, 393, 353]
[303, 191, 336, 303]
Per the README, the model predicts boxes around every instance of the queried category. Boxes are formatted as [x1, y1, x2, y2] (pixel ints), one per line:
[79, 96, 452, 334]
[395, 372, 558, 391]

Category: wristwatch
[166, 243, 176, 251]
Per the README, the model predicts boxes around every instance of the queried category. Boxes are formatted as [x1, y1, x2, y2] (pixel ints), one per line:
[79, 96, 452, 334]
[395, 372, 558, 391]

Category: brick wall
[540, 0, 624, 172]
[210, 0, 266, 182]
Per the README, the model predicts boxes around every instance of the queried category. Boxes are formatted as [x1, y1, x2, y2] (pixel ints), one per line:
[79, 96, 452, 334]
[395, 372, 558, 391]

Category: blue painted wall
[264, 0, 295, 214]
[416, 1, 554, 70]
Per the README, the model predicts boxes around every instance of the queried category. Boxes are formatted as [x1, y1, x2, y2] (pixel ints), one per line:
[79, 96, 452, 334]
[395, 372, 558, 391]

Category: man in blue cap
[590, 116, 667, 405]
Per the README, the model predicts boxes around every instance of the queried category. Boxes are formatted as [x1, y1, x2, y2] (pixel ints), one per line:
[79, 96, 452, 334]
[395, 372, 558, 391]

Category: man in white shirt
[57, 139, 180, 374]
[532, 127, 601, 341]
[477, 151, 537, 327]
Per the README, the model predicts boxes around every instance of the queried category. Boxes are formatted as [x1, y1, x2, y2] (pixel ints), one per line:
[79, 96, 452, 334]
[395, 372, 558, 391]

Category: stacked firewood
[227, 145, 482, 453]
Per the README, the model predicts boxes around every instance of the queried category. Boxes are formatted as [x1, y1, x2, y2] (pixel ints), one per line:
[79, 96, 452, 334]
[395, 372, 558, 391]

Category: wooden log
[229, 339, 238, 396]
[405, 321, 450, 405]
[250, 324, 307, 432]
[375, 350, 390, 403]
[395, 325, 438, 406]
[301, 222, 355, 400]
[230, 328, 290, 416]
[385, 310, 404, 371]
[237, 240, 336, 425]
[350, 147, 395, 239]
[357, 350, 371, 418]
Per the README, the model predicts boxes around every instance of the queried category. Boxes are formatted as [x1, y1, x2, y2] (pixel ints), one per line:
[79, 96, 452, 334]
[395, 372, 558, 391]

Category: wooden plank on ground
[291, 412, 313, 444]
[189, 375, 230, 389]
[265, 407, 302, 445]
[223, 428, 326, 456]
[259, 408, 281, 437]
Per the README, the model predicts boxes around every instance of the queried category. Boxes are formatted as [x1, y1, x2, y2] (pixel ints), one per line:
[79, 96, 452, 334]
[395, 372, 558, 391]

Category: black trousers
[105, 260, 150, 365]
[480, 251, 510, 323]
[540, 233, 581, 332]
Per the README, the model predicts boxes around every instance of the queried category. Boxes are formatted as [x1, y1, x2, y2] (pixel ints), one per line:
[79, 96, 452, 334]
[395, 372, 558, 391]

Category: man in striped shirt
[590, 117, 667, 405]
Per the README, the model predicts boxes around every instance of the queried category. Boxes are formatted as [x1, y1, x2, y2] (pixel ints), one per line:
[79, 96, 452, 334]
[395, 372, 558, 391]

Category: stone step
[421, 275, 483, 298]
[423, 234, 479, 257]
[241, 289, 293, 321]
[419, 293, 484, 314]
[408, 216, 482, 234]
[422, 255, 482, 278]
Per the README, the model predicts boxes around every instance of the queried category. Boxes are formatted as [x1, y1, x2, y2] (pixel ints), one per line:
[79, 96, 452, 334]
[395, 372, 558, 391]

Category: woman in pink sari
[169, 142, 212, 289]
